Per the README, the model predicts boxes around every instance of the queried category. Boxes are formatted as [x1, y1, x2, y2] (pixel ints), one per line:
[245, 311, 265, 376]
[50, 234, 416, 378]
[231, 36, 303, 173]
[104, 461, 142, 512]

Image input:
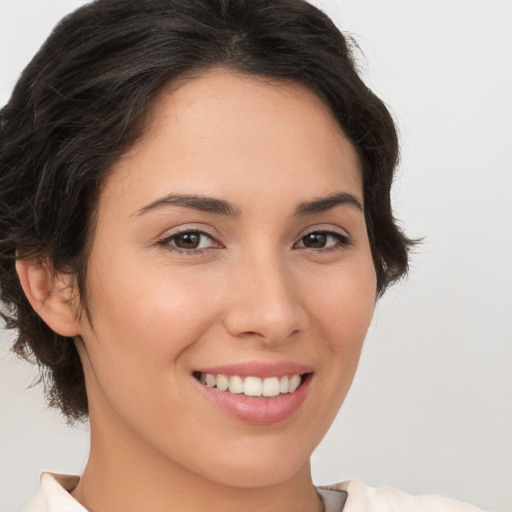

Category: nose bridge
[223, 243, 305, 343]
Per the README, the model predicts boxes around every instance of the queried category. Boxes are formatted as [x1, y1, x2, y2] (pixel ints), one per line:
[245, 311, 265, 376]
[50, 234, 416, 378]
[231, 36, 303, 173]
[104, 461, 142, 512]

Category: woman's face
[76, 69, 377, 487]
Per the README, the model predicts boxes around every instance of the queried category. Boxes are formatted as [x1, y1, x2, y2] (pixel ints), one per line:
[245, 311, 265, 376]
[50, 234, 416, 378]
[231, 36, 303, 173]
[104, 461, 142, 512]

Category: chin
[187, 441, 312, 489]
[208, 461, 307, 489]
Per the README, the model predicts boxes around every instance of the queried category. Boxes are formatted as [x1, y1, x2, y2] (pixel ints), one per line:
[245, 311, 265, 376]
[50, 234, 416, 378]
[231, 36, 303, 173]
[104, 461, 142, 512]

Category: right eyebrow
[134, 193, 242, 217]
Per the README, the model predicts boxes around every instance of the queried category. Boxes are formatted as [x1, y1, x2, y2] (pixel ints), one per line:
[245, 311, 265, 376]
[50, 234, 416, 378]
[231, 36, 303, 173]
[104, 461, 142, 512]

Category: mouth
[192, 371, 312, 399]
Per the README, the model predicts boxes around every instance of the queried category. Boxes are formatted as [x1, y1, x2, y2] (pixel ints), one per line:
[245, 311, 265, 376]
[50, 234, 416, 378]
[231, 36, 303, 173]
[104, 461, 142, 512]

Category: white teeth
[197, 372, 305, 397]
[262, 377, 280, 397]
[289, 374, 301, 393]
[216, 374, 229, 391]
[279, 375, 289, 394]
[244, 376, 263, 396]
[228, 375, 244, 394]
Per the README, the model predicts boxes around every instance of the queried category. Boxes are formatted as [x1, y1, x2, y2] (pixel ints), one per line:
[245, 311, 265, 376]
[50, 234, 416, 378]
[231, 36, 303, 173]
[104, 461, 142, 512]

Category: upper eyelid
[164, 230, 215, 240]
[297, 225, 350, 240]
[157, 225, 221, 242]
[299, 229, 348, 239]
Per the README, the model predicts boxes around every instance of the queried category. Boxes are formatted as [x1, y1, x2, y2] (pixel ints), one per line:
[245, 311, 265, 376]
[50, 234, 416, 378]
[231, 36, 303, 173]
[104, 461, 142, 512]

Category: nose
[222, 249, 308, 345]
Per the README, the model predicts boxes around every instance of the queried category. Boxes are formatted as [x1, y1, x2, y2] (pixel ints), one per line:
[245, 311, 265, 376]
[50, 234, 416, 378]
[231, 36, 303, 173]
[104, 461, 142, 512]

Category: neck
[71, 414, 323, 512]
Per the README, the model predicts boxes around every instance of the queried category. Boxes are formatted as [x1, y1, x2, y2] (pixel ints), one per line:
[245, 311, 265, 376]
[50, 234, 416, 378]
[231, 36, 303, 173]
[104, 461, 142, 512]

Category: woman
[0, 1, 492, 511]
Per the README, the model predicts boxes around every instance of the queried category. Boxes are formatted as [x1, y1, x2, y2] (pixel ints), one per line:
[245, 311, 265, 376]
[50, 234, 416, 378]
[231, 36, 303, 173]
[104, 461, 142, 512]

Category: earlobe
[15, 258, 81, 337]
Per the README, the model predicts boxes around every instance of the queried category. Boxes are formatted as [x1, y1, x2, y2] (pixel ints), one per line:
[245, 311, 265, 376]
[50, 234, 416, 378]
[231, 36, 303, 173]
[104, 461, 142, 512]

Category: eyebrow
[135, 191, 363, 217]
[294, 192, 363, 215]
[135, 193, 241, 217]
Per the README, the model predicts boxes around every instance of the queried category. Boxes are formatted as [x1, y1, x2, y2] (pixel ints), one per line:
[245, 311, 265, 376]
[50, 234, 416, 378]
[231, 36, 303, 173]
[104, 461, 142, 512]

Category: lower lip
[195, 375, 312, 425]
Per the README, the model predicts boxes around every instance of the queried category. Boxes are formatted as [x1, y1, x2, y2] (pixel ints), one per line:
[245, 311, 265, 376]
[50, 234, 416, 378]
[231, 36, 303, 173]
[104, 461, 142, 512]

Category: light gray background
[1, 1, 510, 511]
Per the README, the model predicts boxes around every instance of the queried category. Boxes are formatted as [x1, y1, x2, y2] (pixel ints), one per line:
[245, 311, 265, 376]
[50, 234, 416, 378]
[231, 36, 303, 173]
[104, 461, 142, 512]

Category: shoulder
[319, 480, 489, 512]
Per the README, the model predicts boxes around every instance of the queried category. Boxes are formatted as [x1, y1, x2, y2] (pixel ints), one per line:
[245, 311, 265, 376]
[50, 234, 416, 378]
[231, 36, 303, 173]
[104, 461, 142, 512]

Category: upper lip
[193, 361, 314, 379]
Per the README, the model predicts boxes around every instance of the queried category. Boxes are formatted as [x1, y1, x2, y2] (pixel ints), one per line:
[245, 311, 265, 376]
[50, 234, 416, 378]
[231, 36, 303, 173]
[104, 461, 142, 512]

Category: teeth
[262, 377, 280, 397]
[216, 374, 229, 391]
[228, 375, 244, 394]
[198, 372, 305, 397]
[289, 374, 301, 393]
[244, 376, 262, 397]
[279, 375, 289, 394]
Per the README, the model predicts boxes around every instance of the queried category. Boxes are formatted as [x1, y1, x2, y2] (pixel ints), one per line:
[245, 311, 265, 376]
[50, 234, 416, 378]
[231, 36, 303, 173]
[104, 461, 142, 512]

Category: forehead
[100, 68, 363, 214]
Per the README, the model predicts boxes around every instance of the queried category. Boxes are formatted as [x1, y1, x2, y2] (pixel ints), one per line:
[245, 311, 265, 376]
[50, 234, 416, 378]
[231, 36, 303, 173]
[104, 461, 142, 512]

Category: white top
[23, 472, 488, 512]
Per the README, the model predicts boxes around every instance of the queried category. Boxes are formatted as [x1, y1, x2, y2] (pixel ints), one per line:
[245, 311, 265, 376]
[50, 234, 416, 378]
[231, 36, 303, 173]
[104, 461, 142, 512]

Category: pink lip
[192, 361, 314, 425]
[194, 360, 314, 379]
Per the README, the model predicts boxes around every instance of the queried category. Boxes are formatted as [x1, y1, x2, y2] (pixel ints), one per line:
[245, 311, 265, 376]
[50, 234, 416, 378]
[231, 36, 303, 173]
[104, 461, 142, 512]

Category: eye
[158, 230, 219, 253]
[295, 230, 350, 251]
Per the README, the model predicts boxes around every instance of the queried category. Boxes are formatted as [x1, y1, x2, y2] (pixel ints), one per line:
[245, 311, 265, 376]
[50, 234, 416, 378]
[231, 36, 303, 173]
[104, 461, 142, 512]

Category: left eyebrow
[294, 192, 363, 216]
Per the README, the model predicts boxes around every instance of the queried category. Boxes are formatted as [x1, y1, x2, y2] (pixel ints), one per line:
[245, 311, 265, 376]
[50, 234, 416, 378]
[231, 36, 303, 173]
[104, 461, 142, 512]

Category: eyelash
[157, 230, 220, 255]
[157, 229, 351, 255]
[294, 230, 351, 253]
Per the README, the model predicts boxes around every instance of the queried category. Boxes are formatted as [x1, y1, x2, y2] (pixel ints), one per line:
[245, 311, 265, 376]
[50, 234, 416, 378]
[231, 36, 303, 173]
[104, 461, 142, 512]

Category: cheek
[309, 263, 376, 413]
[77, 276, 211, 431]
[304, 259, 376, 354]
[86, 258, 220, 348]
[78, 262, 223, 409]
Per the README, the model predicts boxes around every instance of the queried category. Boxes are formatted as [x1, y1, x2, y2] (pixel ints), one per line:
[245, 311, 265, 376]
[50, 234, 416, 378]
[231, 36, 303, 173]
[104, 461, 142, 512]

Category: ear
[15, 258, 81, 337]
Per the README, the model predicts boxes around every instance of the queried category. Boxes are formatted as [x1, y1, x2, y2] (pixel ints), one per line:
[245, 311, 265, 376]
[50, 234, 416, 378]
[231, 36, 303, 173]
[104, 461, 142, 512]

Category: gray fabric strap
[317, 487, 348, 512]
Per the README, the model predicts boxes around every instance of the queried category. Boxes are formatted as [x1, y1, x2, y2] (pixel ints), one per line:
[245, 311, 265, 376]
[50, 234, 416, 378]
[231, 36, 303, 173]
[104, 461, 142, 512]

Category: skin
[19, 69, 377, 512]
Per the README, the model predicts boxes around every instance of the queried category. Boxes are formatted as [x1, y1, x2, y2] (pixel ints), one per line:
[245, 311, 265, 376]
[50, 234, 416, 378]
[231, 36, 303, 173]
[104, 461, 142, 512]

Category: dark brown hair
[0, 0, 414, 422]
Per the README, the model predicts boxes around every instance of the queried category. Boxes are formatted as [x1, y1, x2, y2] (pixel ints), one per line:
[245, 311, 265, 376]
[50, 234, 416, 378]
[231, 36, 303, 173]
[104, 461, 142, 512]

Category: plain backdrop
[1, 1, 511, 511]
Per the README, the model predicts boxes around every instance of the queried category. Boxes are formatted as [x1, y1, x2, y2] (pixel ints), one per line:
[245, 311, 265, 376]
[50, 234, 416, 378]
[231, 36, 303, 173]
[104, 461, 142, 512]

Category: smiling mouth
[192, 371, 311, 398]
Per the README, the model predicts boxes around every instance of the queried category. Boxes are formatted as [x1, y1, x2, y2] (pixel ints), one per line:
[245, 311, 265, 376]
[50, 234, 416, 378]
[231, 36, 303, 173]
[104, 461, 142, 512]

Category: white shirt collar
[23, 473, 86, 512]
[23, 472, 485, 512]
[23, 473, 348, 512]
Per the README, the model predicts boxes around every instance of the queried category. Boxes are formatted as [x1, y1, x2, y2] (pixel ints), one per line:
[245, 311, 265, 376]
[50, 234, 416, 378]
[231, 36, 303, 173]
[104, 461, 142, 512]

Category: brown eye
[174, 232, 202, 249]
[302, 232, 328, 248]
[159, 230, 217, 252]
[295, 231, 350, 250]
